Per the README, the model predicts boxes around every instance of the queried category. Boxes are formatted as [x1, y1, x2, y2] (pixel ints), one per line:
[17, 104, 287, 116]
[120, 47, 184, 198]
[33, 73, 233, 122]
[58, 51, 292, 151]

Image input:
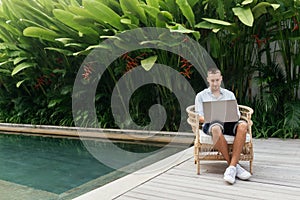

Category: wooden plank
[157, 173, 300, 196]
[146, 178, 256, 200]
[114, 195, 143, 200]
[154, 174, 290, 198]
[130, 184, 228, 200]
[121, 191, 173, 200]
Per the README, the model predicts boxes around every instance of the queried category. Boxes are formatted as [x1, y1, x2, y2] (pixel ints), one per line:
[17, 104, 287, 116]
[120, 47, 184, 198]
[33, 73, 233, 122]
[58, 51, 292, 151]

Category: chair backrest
[186, 105, 200, 137]
[238, 105, 254, 126]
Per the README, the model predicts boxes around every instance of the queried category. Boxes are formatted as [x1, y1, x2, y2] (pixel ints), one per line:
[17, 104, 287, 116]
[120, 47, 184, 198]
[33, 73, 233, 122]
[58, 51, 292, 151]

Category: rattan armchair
[186, 105, 254, 175]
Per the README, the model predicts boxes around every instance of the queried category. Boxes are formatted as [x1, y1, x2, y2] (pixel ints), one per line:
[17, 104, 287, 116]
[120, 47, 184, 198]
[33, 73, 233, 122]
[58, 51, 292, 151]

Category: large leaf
[11, 62, 36, 76]
[187, 0, 200, 7]
[140, 4, 160, 19]
[209, 33, 220, 58]
[202, 18, 232, 26]
[119, 0, 147, 25]
[53, 9, 98, 38]
[13, 57, 27, 65]
[252, 2, 280, 19]
[68, 5, 95, 19]
[167, 23, 193, 32]
[13, 0, 57, 29]
[195, 21, 222, 33]
[242, 0, 253, 5]
[83, 0, 125, 30]
[23, 27, 59, 42]
[19, 18, 50, 30]
[232, 7, 254, 27]
[0, 60, 12, 66]
[0, 43, 19, 50]
[156, 11, 174, 27]
[176, 0, 195, 27]
[146, 0, 160, 9]
[160, 0, 177, 14]
[96, 0, 122, 13]
[0, 20, 21, 36]
[141, 56, 157, 71]
[35, 0, 55, 13]
[167, 23, 200, 40]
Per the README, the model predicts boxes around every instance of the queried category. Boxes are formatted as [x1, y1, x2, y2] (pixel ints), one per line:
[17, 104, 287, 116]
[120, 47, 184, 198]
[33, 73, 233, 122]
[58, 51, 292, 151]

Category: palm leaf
[284, 102, 300, 129]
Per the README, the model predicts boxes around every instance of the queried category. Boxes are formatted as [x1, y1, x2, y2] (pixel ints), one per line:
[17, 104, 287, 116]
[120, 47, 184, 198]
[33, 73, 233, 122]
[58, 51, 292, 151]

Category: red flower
[82, 64, 94, 80]
[122, 52, 147, 73]
[34, 75, 53, 89]
[292, 17, 299, 32]
[252, 34, 268, 48]
[180, 57, 193, 79]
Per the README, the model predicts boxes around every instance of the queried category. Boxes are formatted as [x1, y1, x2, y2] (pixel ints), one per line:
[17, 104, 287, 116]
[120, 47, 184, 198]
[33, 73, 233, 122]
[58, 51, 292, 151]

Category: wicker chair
[186, 105, 254, 175]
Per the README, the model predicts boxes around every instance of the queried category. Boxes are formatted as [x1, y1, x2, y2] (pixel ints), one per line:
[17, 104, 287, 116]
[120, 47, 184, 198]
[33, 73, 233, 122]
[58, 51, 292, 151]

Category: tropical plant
[0, 0, 299, 137]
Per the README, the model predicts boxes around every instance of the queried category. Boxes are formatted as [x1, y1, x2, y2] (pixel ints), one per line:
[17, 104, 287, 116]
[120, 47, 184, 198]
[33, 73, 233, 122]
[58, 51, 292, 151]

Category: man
[195, 67, 251, 184]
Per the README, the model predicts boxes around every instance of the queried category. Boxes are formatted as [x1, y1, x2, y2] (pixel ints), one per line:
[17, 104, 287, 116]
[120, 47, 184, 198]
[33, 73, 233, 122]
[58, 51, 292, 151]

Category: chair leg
[197, 160, 200, 175]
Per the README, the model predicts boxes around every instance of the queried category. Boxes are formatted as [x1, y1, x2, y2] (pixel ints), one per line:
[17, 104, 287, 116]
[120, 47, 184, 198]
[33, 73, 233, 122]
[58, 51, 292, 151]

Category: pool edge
[72, 146, 193, 200]
[0, 123, 193, 144]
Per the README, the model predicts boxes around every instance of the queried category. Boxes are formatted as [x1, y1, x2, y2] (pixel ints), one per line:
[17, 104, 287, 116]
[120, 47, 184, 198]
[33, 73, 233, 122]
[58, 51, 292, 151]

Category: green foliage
[0, 0, 299, 137]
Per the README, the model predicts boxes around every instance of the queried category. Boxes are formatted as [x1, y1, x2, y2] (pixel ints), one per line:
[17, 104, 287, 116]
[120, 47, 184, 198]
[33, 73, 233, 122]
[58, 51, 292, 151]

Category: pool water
[0, 133, 186, 199]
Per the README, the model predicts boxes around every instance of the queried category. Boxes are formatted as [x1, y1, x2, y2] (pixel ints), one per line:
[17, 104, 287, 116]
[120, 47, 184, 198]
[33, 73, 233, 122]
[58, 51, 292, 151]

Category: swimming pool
[0, 133, 187, 199]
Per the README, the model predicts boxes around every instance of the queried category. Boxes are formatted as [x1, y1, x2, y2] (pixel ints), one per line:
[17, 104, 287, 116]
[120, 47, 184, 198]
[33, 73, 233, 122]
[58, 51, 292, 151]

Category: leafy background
[0, 0, 299, 138]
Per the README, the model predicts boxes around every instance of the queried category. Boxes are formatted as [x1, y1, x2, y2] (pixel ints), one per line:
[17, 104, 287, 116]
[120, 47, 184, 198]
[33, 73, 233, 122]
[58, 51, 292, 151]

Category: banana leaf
[53, 9, 99, 41]
[120, 0, 147, 25]
[83, 0, 125, 30]
[176, 0, 195, 27]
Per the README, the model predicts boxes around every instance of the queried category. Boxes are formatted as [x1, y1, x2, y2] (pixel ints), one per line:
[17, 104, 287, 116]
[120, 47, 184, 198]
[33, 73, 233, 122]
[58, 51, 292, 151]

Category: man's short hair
[207, 67, 221, 75]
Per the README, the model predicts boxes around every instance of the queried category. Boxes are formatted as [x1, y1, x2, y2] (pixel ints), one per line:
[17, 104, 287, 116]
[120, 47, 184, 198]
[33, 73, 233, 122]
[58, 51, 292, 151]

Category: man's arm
[195, 93, 205, 123]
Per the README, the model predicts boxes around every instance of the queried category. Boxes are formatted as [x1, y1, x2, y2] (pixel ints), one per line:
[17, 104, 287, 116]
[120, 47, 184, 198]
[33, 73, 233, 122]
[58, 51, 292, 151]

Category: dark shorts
[203, 120, 242, 136]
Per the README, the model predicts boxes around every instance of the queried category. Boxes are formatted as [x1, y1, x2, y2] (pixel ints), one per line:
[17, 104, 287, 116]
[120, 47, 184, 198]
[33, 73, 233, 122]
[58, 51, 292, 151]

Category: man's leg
[230, 122, 248, 166]
[211, 125, 231, 164]
[220, 121, 250, 184]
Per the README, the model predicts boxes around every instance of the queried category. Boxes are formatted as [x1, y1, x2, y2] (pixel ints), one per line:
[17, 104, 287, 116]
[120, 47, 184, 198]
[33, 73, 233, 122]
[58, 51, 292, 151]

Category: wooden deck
[75, 138, 300, 200]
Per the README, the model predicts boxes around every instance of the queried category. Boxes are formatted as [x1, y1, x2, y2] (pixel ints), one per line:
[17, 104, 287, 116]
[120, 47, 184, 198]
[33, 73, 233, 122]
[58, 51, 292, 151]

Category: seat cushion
[199, 130, 251, 145]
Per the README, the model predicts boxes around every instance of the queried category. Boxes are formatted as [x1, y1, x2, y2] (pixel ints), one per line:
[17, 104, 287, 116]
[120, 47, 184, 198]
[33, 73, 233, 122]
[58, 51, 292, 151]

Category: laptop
[203, 99, 239, 123]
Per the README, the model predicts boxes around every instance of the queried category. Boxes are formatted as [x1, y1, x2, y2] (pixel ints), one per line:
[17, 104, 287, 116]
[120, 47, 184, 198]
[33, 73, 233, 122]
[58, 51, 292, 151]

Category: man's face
[207, 72, 222, 93]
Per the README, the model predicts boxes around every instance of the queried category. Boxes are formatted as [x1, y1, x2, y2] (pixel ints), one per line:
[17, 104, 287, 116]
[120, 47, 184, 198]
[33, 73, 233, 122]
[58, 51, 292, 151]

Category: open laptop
[203, 99, 239, 123]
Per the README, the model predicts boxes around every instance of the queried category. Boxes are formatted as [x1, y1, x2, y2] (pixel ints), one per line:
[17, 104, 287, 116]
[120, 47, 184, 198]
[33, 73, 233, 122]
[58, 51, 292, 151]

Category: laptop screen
[203, 100, 239, 123]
